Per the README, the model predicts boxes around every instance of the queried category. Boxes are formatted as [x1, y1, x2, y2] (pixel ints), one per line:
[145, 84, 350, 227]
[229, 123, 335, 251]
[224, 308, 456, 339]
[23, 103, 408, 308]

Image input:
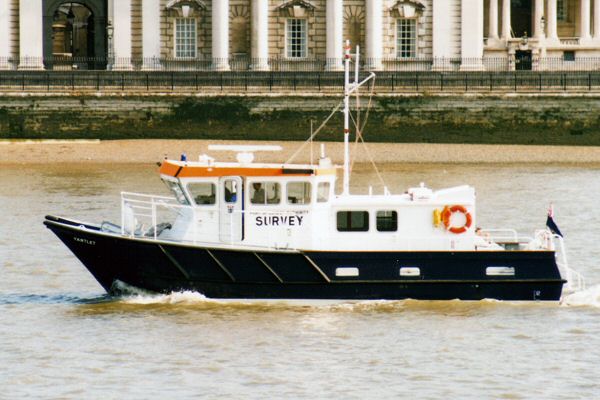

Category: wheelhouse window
[223, 179, 238, 203]
[317, 182, 330, 203]
[376, 211, 398, 232]
[163, 179, 189, 205]
[287, 18, 307, 58]
[337, 211, 369, 232]
[187, 182, 216, 205]
[287, 182, 311, 205]
[396, 18, 416, 58]
[175, 18, 197, 58]
[250, 182, 281, 205]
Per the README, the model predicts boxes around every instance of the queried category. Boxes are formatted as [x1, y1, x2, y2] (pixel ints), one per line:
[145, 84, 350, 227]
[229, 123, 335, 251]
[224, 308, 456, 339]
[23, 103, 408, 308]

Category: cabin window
[317, 182, 330, 203]
[250, 182, 281, 205]
[337, 211, 369, 232]
[163, 179, 189, 205]
[188, 182, 216, 205]
[224, 180, 238, 203]
[287, 182, 311, 205]
[377, 210, 398, 232]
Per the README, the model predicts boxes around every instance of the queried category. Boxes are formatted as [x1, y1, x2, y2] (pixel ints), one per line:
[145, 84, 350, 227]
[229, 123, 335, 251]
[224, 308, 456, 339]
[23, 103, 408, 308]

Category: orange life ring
[441, 205, 472, 234]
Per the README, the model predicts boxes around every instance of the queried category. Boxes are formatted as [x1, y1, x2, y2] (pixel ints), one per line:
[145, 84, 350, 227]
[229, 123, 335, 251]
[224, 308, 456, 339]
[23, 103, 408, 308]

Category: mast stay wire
[349, 75, 387, 190]
[286, 57, 386, 192]
[285, 101, 344, 165]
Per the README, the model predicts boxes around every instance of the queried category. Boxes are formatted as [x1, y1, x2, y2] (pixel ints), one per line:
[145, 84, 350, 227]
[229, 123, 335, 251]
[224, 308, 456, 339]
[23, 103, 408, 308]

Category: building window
[563, 51, 575, 61]
[337, 211, 369, 232]
[557, 0, 567, 22]
[287, 18, 307, 58]
[396, 18, 416, 58]
[175, 18, 197, 58]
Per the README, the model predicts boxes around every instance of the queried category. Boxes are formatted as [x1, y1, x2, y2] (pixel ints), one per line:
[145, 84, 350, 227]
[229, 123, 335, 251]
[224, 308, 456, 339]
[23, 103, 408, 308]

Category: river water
[1, 162, 600, 399]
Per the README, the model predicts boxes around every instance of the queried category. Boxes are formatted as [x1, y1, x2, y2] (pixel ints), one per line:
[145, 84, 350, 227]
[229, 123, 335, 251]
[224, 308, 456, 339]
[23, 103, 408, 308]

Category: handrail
[553, 234, 585, 292]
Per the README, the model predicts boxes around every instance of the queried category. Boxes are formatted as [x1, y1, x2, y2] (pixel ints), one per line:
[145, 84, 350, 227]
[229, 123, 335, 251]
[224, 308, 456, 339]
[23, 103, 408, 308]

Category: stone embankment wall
[1, 95, 600, 145]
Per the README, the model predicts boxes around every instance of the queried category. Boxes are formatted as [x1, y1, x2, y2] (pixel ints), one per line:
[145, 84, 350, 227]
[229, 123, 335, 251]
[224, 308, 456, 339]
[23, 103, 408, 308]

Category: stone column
[366, 0, 383, 70]
[212, 0, 230, 71]
[113, 0, 133, 70]
[547, 0, 559, 42]
[501, 0, 511, 41]
[534, 0, 544, 38]
[460, 0, 484, 70]
[251, 0, 269, 70]
[433, 0, 453, 70]
[326, 0, 344, 71]
[581, 0, 591, 40]
[488, 0, 499, 40]
[142, 0, 161, 70]
[594, 0, 600, 39]
[18, 0, 44, 69]
[0, 0, 11, 69]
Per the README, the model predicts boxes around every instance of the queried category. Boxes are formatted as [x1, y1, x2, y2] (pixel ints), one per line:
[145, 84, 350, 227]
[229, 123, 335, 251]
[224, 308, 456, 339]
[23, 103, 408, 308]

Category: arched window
[231, 16, 249, 55]
[557, 0, 567, 22]
[348, 16, 362, 50]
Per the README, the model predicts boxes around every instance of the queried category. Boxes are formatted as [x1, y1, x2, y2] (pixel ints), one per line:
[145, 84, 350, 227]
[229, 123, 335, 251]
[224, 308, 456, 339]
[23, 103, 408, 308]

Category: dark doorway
[511, 0, 532, 38]
[43, 0, 107, 70]
[515, 50, 532, 70]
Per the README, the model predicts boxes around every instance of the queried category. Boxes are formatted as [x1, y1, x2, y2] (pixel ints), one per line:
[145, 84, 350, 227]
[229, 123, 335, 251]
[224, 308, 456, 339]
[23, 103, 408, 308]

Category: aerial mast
[342, 40, 375, 196]
[342, 40, 351, 196]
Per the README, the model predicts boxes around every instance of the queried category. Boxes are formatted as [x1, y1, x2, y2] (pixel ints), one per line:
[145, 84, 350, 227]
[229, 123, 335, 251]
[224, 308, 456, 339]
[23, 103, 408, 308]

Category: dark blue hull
[44, 216, 565, 301]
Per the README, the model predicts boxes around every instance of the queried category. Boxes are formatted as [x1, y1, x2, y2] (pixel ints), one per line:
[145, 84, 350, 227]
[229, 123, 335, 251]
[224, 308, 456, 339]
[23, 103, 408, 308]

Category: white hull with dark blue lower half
[44, 216, 565, 301]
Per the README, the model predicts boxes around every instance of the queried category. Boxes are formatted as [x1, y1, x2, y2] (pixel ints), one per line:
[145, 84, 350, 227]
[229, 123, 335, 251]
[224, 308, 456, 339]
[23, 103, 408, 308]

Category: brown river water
[1, 162, 600, 399]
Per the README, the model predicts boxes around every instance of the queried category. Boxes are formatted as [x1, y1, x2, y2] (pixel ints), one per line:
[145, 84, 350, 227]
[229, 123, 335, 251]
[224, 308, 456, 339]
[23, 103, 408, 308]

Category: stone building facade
[1, 0, 600, 71]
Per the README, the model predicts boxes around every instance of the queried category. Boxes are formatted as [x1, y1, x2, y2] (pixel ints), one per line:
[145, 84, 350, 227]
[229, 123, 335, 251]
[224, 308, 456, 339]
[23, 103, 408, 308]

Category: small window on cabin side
[287, 182, 311, 205]
[250, 182, 280, 205]
[188, 182, 216, 205]
[317, 182, 330, 203]
[337, 211, 369, 232]
[377, 210, 398, 232]
[224, 180, 238, 203]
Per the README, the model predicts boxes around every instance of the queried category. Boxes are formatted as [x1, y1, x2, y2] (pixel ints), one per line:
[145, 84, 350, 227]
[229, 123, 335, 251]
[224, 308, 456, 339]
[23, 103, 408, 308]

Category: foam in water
[111, 279, 600, 309]
[560, 284, 600, 308]
[124, 291, 211, 305]
[109, 280, 210, 304]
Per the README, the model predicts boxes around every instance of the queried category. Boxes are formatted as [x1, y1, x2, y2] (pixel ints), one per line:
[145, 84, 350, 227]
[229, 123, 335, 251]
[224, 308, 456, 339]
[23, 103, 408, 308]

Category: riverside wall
[1, 94, 600, 146]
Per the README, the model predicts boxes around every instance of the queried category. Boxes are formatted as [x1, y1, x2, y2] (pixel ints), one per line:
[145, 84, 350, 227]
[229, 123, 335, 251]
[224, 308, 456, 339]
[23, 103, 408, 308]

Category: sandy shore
[1, 139, 600, 164]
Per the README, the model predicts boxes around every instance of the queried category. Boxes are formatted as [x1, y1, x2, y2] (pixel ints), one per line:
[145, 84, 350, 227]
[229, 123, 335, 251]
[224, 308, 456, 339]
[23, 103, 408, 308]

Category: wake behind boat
[44, 43, 584, 301]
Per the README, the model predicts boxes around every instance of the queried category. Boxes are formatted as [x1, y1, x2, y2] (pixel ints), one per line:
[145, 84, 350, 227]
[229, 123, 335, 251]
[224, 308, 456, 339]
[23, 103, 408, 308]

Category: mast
[343, 40, 351, 195]
[342, 41, 376, 196]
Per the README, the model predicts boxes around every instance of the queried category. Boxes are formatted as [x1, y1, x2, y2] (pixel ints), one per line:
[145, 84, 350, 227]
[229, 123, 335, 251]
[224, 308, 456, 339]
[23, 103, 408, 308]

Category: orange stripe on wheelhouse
[159, 161, 336, 178]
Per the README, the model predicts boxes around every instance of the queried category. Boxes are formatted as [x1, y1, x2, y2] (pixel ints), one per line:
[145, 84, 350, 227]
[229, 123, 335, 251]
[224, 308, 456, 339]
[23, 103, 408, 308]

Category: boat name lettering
[255, 215, 304, 227]
[74, 237, 96, 245]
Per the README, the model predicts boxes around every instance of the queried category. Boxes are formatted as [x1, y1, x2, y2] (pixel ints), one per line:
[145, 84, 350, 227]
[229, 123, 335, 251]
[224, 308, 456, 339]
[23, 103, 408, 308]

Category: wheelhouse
[158, 155, 336, 249]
